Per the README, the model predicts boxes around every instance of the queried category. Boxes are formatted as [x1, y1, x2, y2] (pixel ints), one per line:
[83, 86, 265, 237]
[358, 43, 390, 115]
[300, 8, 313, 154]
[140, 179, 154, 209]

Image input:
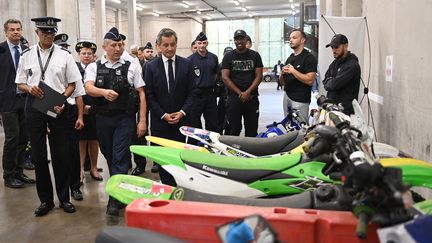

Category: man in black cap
[221, 29, 263, 137]
[84, 27, 147, 216]
[0, 18, 35, 189]
[54, 33, 70, 49]
[16, 16, 82, 216]
[187, 32, 219, 131]
[322, 34, 361, 115]
[75, 41, 102, 184]
[280, 29, 317, 123]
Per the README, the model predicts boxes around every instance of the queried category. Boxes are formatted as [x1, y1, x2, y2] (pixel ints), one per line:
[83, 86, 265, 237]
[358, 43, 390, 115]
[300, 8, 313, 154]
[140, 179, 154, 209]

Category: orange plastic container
[126, 199, 379, 243]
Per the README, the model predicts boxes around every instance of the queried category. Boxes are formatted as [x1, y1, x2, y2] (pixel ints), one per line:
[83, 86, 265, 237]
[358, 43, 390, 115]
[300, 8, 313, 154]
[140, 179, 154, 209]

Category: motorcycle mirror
[216, 214, 278, 243]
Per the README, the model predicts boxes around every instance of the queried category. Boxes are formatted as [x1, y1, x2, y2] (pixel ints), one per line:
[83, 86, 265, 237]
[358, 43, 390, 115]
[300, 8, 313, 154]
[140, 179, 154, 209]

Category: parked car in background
[262, 68, 276, 82]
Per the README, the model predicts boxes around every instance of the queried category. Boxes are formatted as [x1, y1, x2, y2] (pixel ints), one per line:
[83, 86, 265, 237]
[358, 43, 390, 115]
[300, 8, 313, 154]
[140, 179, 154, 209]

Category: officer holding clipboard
[15, 17, 82, 217]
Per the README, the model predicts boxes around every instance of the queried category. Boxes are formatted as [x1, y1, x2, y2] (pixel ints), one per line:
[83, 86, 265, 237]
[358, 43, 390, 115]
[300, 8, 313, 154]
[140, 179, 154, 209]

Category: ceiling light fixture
[205, 15, 212, 20]
[291, 4, 295, 9]
[151, 12, 160, 16]
[233, 0, 240, 6]
[248, 12, 253, 17]
[136, 6, 143, 11]
[111, 0, 121, 4]
[241, 7, 247, 12]
[197, 10, 202, 14]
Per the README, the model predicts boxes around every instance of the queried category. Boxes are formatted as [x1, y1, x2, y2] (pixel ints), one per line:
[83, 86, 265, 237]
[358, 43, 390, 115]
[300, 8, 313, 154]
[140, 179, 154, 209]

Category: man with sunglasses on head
[16, 16, 82, 216]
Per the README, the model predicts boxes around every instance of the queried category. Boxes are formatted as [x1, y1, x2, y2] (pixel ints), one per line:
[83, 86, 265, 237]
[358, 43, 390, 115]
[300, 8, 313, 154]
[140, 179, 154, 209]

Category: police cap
[31, 16, 61, 33]
[75, 41, 97, 53]
[104, 27, 126, 41]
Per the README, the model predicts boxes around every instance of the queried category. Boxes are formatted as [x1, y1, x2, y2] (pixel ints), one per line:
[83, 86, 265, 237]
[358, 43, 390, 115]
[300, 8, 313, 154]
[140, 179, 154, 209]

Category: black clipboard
[32, 81, 66, 118]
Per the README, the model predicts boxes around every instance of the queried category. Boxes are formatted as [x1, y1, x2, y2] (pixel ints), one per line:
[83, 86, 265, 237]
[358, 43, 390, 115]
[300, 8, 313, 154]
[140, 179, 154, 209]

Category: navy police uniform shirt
[187, 51, 218, 89]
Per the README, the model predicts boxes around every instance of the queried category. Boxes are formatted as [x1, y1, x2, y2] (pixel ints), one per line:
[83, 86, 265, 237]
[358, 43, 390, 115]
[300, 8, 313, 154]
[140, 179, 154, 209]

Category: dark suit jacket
[144, 55, 196, 131]
[0, 41, 26, 112]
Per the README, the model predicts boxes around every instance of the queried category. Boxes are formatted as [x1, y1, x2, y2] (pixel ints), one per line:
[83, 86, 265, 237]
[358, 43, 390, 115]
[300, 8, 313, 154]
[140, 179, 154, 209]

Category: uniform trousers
[95, 112, 134, 176]
[189, 93, 218, 132]
[65, 104, 81, 191]
[25, 98, 71, 203]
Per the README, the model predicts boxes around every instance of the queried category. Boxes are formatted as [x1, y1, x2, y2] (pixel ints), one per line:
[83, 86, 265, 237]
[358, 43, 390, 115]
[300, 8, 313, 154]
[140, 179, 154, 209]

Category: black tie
[168, 59, 175, 93]
[14, 45, 20, 69]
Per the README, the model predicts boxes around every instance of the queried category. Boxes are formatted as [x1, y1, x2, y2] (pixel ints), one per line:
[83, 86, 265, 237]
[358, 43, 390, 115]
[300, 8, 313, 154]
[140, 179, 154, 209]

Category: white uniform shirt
[15, 43, 82, 95]
[84, 55, 145, 88]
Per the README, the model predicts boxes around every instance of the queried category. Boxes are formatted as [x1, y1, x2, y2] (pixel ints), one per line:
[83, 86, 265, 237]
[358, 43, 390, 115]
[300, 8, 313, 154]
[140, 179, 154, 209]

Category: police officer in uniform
[75, 41, 102, 182]
[187, 32, 219, 131]
[16, 17, 81, 216]
[84, 27, 146, 217]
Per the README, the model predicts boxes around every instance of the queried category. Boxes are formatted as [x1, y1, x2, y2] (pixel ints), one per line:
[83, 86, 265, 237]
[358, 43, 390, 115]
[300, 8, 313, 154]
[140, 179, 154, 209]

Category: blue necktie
[168, 59, 175, 93]
[14, 45, 20, 69]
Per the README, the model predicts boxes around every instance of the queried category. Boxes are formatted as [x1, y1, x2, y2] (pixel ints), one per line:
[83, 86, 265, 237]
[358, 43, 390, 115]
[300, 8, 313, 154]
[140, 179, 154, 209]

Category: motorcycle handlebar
[356, 212, 370, 239]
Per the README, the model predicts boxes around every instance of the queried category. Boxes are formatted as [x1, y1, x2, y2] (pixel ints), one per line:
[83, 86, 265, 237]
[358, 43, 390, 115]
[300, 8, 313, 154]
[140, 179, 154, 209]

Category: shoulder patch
[60, 47, 71, 54]
[21, 48, 31, 56]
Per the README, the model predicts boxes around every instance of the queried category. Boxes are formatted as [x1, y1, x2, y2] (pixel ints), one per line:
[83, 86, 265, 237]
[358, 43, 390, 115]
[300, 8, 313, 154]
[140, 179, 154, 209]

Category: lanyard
[36, 47, 54, 81]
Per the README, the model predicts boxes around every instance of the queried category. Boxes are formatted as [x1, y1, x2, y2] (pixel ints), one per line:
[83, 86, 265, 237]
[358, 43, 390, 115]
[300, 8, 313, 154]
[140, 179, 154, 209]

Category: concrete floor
[0, 82, 288, 243]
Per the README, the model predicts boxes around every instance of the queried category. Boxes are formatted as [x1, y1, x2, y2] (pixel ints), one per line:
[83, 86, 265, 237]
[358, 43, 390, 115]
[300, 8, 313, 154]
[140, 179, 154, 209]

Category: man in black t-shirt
[221, 30, 263, 137]
[280, 29, 317, 124]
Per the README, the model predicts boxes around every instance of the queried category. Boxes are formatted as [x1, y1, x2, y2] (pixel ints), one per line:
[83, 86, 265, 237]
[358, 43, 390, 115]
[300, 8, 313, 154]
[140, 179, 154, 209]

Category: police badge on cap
[54, 33, 70, 46]
[31, 16, 61, 33]
[75, 41, 97, 53]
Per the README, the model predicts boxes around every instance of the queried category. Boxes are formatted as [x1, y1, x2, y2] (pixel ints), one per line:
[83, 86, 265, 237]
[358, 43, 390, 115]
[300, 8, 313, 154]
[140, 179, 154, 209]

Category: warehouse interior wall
[362, 0, 432, 161]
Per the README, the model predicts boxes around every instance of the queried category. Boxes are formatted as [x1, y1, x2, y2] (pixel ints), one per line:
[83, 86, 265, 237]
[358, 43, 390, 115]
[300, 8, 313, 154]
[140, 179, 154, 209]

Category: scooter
[131, 123, 432, 199]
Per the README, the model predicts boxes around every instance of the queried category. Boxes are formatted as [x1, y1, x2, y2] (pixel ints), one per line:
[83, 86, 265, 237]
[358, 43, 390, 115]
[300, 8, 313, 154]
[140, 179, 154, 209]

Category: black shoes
[34, 202, 55, 216]
[106, 199, 120, 217]
[151, 164, 159, 173]
[90, 171, 103, 181]
[131, 165, 146, 176]
[71, 189, 83, 201]
[4, 177, 24, 188]
[60, 202, 76, 213]
[16, 173, 36, 184]
[22, 160, 35, 170]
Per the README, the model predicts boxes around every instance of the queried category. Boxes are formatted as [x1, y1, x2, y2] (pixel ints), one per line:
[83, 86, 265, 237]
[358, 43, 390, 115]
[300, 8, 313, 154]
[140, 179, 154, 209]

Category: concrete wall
[0, 0, 46, 45]
[362, 0, 432, 161]
[140, 17, 202, 58]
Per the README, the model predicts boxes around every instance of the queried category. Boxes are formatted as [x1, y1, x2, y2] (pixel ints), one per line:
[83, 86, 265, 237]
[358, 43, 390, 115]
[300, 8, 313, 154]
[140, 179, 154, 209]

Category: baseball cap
[325, 34, 349, 48]
[233, 29, 247, 38]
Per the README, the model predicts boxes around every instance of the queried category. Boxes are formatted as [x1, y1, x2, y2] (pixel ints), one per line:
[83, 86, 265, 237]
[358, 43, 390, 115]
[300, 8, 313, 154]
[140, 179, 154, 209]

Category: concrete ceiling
[107, 0, 318, 21]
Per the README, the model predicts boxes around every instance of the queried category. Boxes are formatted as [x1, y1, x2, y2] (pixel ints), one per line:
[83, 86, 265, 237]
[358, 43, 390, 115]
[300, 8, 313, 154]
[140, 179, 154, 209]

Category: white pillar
[324, 0, 342, 16]
[95, 0, 106, 57]
[115, 9, 121, 29]
[127, 0, 138, 47]
[77, 0, 92, 41]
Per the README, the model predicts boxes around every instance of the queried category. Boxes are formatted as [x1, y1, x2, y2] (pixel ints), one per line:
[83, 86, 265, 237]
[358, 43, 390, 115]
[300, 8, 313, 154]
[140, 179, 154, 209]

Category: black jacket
[323, 52, 361, 115]
[0, 41, 27, 112]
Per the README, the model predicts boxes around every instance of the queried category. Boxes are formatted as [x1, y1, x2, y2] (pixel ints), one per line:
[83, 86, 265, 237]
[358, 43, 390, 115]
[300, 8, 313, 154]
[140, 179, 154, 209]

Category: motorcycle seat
[180, 149, 302, 183]
[219, 131, 304, 156]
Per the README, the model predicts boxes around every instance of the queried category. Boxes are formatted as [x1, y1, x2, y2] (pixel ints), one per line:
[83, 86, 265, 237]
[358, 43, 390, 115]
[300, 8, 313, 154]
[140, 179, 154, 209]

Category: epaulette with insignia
[21, 48, 31, 56]
[61, 47, 71, 54]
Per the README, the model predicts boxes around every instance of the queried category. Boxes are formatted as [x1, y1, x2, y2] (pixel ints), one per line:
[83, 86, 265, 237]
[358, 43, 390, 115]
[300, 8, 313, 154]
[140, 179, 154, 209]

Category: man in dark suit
[0, 19, 36, 188]
[144, 28, 195, 186]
